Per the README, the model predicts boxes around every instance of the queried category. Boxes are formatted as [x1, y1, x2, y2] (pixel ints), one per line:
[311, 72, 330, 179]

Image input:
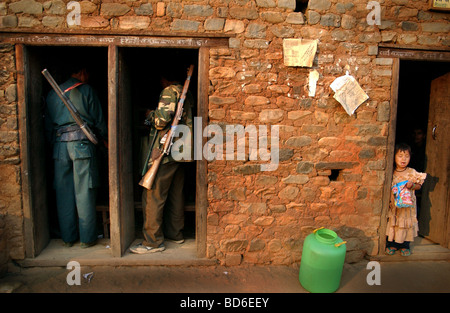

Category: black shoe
[80, 240, 97, 249]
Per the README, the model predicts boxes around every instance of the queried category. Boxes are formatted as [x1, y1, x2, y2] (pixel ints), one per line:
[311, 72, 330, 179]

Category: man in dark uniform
[45, 64, 107, 248]
[130, 68, 194, 254]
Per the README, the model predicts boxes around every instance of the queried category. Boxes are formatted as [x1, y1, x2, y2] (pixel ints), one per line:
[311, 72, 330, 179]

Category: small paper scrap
[308, 70, 320, 97]
[330, 72, 369, 115]
[283, 38, 318, 67]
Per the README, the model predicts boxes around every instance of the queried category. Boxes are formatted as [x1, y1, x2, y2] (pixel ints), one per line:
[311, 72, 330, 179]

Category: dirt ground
[1, 260, 450, 294]
[1, 237, 450, 296]
[2, 264, 302, 293]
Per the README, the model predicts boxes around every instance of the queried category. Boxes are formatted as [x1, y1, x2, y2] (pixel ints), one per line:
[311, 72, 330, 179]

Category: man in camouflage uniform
[45, 64, 107, 248]
[131, 69, 194, 254]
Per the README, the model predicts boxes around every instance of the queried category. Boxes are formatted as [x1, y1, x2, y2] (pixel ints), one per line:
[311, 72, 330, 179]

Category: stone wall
[0, 41, 23, 274]
[0, 0, 448, 267]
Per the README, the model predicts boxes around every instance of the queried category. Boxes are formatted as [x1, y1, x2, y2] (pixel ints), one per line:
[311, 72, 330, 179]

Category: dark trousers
[53, 141, 98, 244]
[386, 237, 410, 250]
[142, 162, 185, 248]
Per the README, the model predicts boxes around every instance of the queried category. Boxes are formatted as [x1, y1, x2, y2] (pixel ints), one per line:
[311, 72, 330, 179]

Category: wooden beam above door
[0, 32, 229, 48]
[378, 44, 450, 61]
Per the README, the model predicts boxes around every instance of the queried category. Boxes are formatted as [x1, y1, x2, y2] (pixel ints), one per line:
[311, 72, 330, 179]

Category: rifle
[41, 69, 99, 145]
[139, 64, 194, 190]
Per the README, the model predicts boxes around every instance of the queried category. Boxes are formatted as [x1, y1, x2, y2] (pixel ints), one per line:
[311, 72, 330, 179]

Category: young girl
[386, 143, 427, 256]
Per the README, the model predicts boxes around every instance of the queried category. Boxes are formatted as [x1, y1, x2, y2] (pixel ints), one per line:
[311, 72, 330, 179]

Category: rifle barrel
[42, 69, 99, 145]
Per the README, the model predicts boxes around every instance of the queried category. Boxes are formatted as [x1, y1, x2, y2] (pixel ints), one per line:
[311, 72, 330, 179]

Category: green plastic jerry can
[299, 227, 347, 293]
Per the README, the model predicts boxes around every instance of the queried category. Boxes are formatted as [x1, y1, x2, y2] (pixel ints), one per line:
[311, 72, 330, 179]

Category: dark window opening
[295, 0, 309, 13]
[329, 169, 341, 181]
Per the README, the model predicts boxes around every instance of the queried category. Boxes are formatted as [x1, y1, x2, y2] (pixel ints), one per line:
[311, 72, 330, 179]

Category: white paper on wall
[330, 72, 369, 115]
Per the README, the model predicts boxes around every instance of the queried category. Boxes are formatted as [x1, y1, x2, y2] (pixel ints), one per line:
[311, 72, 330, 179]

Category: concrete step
[17, 238, 217, 268]
[368, 237, 450, 262]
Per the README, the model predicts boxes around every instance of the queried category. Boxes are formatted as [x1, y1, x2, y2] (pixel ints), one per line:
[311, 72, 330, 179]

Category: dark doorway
[25, 46, 108, 251]
[396, 61, 444, 149]
[119, 47, 198, 242]
[395, 60, 450, 247]
[25, 45, 198, 255]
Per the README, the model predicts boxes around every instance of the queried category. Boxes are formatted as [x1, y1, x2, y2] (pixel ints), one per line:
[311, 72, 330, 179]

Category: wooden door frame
[379, 57, 399, 256]
[108, 45, 136, 257]
[422, 72, 450, 248]
[378, 45, 450, 255]
[16, 44, 51, 258]
[16, 44, 38, 258]
[196, 46, 209, 258]
[9, 33, 229, 258]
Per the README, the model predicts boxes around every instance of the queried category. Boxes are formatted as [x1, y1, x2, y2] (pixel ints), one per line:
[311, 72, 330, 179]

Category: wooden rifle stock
[139, 64, 195, 190]
[139, 150, 163, 190]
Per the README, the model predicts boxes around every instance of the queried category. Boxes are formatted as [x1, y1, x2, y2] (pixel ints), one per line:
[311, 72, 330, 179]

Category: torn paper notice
[283, 39, 317, 67]
[330, 73, 369, 115]
[308, 70, 320, 97]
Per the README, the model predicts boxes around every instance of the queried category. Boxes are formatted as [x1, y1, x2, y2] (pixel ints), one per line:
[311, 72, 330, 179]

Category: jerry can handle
[313, 227, 324, 233]
[335, 241, 347, 248]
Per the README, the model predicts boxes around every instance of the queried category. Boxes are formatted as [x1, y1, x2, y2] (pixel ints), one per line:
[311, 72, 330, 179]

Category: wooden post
[108, 45, 122, 257]
[108, 45, 136, 256]
[379, 58, 400, 255]
[16, 44, 35, 258]
[196, 47, 209, 258]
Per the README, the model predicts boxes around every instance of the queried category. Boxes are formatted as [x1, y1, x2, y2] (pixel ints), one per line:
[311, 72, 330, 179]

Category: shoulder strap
[63, 82, 84, 94]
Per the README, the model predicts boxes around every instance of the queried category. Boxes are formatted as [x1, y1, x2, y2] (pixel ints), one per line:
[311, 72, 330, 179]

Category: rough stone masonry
[0, 0, 448, 269]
